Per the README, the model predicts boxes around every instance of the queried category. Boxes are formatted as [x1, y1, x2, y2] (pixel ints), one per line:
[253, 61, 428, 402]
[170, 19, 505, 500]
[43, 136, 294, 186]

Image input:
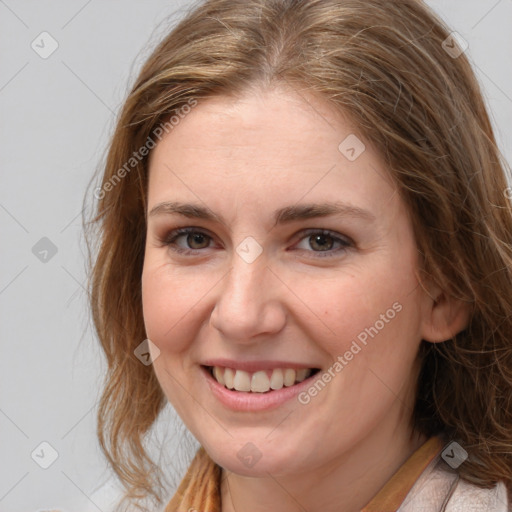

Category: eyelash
[160, 227, 353, 258]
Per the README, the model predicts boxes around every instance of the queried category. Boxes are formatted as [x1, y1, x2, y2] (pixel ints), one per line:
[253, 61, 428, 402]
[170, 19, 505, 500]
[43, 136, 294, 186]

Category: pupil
[188, 232, 208, 249]
[310, 234, 333, 251]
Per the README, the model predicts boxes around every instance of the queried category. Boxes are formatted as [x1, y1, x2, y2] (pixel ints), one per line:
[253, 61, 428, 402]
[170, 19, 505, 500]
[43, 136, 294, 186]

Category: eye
[160, 226, 353, 258]
[162, 227, 214, 254]
[293, 229, 352, 257]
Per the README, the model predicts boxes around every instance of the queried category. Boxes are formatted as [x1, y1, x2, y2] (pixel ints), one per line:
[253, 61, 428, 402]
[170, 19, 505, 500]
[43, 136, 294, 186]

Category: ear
[420, 279, 472, 343]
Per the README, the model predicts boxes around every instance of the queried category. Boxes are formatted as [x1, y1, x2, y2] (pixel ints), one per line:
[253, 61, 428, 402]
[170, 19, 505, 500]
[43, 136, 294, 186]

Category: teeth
[270, 368, 284, 390]
[251, 371, 270, 392]
[224, 367, 235, 389]
[296, 368, 309, 382]
[283, 368, 296, 387]
[213, 366, 225, 386]
[210, 366, 313, 392]
[233, 370, 251, 392]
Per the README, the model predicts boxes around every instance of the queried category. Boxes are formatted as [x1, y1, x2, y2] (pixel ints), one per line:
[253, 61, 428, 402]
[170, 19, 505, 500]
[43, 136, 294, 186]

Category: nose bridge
[223, 254, 268, 316]
[210, 250, 285, 340]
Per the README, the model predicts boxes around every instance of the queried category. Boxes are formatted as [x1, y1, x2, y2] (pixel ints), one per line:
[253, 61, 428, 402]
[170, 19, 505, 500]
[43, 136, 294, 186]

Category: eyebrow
[148, 201, 375, 226]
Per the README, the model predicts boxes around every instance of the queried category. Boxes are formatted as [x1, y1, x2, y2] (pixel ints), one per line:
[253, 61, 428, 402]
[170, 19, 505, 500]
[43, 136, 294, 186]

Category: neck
[220, 411, 427, 512]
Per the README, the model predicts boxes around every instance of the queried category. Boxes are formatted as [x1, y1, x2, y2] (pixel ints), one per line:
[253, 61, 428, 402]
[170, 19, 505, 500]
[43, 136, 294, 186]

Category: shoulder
[444, 477, 510, 512]
[398, 452, 510, 512]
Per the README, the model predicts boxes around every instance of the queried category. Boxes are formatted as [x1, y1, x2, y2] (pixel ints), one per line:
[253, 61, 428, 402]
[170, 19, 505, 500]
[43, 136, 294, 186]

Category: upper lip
[201, 358, 318, 373]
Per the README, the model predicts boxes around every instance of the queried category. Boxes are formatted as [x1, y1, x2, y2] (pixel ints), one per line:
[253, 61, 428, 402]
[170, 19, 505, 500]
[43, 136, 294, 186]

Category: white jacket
[398, 450, 510, 512]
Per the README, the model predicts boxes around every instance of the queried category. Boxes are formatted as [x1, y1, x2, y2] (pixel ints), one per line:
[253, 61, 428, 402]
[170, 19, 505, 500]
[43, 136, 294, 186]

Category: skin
[141, 85, 469, 512]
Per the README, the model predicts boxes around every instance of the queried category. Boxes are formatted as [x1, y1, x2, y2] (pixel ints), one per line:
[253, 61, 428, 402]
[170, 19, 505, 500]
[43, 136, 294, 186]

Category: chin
[205, 438, 310, 478]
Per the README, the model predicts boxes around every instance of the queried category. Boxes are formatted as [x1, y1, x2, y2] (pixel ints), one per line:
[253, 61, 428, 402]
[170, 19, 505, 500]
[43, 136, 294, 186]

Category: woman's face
[142, 86, 432, 477]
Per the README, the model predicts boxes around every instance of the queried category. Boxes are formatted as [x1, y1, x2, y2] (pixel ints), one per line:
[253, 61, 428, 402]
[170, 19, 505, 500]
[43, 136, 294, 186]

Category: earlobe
[421, 286, 472, 343]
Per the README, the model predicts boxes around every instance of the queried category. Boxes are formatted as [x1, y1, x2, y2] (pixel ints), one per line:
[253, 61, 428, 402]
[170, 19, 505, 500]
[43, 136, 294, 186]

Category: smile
[206, 366, 320, 393]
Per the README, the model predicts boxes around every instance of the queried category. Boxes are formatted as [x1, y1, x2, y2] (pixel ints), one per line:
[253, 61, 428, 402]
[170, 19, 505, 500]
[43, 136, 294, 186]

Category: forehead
[149, 85, 360, 167]
[146, 86, 398, 222]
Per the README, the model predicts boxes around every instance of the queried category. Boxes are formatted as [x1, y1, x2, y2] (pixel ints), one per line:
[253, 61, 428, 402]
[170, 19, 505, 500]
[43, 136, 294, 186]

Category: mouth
[203, 365, 321, 393]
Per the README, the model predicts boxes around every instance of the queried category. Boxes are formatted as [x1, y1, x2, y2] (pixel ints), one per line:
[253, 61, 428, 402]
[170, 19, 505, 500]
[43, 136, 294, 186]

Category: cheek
[296, 272, 422, 418]
[141, 263, 212, 354]
[295, 255, 422, 359]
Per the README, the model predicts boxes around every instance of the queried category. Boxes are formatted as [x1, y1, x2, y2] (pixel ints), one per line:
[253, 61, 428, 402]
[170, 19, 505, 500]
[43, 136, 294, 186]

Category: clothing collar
[362, 435, 444, 511]
[165, 435, 444, 511]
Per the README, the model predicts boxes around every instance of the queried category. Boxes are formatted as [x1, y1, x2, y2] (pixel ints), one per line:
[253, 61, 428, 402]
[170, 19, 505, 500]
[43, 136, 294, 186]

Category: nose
[209, 252, 287, 343]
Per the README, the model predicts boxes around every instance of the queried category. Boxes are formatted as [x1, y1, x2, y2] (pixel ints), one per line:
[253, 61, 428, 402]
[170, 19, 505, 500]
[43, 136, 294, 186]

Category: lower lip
[202, 366, 319, 412]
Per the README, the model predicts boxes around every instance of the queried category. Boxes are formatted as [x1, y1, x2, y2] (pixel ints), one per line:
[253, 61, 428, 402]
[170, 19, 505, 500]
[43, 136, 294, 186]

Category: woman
[88, 0, 512, 510]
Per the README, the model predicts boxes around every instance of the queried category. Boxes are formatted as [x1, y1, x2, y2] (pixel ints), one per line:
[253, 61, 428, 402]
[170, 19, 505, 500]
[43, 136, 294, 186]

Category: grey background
[1, 1, 511, 511]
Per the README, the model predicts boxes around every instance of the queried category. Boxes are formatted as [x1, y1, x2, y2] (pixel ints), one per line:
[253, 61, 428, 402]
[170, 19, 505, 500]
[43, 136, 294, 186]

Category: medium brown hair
[86, 0, 512, 507]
